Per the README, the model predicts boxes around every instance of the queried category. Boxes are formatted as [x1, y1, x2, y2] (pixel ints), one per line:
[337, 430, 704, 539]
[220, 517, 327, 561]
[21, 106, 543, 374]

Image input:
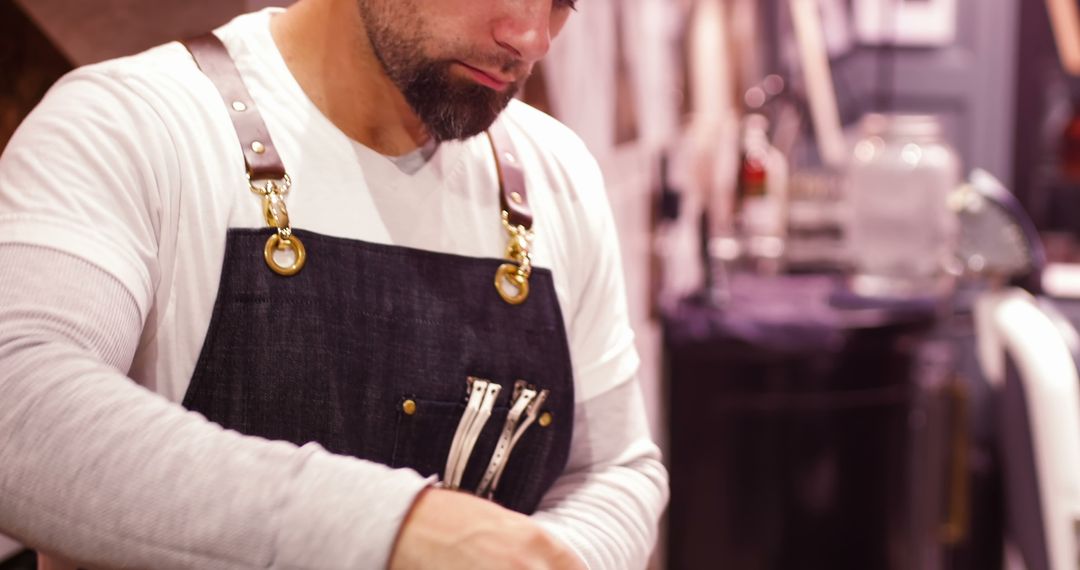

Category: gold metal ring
[264, 233, 306, 276]
[495, 263, 529, 305]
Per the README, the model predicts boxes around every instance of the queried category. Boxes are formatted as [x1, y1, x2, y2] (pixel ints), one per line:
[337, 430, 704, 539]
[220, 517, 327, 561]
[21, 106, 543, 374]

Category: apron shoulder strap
[487, 121, 532, 231]
[182, 33, 288, 182]
[182, 32, 531, 231]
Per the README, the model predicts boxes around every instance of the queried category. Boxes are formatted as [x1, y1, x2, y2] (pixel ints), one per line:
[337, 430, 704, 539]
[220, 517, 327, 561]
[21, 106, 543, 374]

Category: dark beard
[359, 0, 521, 141]
[396, 59, 520, 142]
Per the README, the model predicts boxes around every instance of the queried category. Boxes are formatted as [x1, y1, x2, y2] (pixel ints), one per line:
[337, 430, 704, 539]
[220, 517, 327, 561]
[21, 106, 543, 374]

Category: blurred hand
[388, 487, 585, 570]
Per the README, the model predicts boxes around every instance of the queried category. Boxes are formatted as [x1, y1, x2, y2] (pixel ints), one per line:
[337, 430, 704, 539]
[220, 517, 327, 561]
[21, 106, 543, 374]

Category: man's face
[357, 0, 575, 141]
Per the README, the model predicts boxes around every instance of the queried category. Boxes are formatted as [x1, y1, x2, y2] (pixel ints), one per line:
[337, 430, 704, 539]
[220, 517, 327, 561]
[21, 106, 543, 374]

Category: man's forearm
[531, 381, 669, 570]
[0, 246, 428, 569]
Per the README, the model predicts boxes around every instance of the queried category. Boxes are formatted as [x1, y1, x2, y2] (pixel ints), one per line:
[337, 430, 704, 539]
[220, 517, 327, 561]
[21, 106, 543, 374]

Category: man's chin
[424, 111, 502, 142]
[417, 95, 515, 142]
[397, 61, 522, 141]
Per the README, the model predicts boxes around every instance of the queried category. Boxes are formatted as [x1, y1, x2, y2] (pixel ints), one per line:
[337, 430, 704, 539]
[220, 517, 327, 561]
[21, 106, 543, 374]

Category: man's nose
[492, 1, 553, 64]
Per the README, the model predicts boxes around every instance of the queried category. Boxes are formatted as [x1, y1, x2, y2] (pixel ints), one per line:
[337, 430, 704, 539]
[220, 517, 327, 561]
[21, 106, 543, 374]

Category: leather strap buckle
[183, 33, 305, 277]
[488, 124, 534, 305]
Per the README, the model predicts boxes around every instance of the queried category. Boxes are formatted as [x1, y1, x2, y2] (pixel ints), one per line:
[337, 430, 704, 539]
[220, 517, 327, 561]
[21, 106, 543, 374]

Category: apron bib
[182, 229, 575, 512]
[180, 34, 575, 514]
[37, 32, 579, 570]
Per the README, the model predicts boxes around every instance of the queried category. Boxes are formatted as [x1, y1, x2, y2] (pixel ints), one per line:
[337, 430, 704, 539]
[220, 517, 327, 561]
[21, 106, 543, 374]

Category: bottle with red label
[734, 113, 789, 271]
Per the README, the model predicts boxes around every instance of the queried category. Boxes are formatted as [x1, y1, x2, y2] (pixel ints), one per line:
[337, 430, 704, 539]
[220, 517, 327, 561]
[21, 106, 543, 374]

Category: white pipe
[789, 0, 848, 168]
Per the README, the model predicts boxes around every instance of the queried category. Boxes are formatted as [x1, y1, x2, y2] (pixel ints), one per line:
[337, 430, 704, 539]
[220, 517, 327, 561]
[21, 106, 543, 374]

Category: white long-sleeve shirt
[0, 8, 667, 570]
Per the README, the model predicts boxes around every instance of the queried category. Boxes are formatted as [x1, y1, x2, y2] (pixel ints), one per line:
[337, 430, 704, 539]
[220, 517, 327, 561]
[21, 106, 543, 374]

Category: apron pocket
[487, 408, 558, 512]
[390, 396, 508, 490]
[390, 394, 559, 513]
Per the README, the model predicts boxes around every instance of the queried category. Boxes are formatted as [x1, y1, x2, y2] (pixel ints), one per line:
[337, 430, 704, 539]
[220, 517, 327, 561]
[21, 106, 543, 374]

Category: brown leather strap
[182, 33, 288, 181]
[487, 121, 532, 230]
[184, 33, 526, 227]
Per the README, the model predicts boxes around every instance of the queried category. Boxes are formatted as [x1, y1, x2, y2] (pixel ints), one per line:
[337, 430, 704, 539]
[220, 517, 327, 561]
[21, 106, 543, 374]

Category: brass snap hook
[263, 192, 290, 229]
[495, 263, 530, 305]
[264, 233, 306, 276]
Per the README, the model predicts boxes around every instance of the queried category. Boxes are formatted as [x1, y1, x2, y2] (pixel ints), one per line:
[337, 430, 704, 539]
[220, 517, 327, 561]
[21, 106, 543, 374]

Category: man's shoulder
[5, 38, 242, 190]
[501, 101, 580, 143]
[38, 41, 211, 128]
[499, 100, 597, 175]
[75, 41, 199, 88]
[495, 101, 609, 237]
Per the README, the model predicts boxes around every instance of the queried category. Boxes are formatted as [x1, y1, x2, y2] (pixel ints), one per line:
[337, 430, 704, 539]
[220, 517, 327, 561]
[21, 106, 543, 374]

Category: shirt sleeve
[523, 111, 668, 565]
[0, 244, 431, 570]
[560, 134, 642, 404]
[0, 64, 432, 568]
[0, 68, 179, 317]
[531, 379, 669, 569]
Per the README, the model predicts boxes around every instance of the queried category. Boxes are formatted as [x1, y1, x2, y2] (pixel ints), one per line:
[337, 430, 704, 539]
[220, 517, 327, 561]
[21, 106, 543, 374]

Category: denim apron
[179, 35, 574, 515]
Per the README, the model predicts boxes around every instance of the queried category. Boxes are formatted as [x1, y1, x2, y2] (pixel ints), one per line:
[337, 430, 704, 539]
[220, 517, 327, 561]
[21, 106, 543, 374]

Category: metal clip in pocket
[476, 380, 549, 498]
[443, 378, 501, 490]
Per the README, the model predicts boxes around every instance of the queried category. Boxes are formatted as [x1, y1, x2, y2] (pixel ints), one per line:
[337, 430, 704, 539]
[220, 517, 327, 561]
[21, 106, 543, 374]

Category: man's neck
[270, 0, 430, 155]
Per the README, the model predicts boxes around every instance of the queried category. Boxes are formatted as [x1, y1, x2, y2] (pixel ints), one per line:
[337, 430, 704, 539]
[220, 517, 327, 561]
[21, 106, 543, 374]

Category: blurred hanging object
[815, 0, 854, 57]
[684, 0, 740, 298]
[612, 0, 640, 145]
[789, 0, 847, 168]
[1046, 0, 1080, 75]
[686, 0, 735, 122]
[685, 0, 738, 230]
[727, 0, 765, 103]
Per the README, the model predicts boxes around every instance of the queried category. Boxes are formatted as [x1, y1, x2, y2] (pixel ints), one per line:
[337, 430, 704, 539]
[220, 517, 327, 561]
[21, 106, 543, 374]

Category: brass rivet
[510, 191, 523, 204]
[231, 100, 248, 112]
[251, 141, 266, 154]
[402, 399, 417, 416]
[538, 411, 553, 428]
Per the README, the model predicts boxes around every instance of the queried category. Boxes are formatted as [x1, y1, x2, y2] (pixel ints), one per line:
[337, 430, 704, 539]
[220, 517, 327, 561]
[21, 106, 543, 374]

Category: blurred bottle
[846, 114, 960, 297]
[648, 152, 687, 316]
[734, 113, 789, 273]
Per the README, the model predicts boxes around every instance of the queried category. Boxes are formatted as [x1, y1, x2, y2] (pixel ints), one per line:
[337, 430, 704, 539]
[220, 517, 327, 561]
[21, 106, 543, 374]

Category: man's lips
[456, 62, 515, 91]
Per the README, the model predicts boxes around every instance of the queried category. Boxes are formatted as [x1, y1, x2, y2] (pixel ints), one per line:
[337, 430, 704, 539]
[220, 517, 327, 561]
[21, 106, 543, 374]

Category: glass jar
[845, 114, 961, 297]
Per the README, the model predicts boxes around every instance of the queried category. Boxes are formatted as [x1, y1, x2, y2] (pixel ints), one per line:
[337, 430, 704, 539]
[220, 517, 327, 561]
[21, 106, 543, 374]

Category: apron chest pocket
[390, 392, 557, 513]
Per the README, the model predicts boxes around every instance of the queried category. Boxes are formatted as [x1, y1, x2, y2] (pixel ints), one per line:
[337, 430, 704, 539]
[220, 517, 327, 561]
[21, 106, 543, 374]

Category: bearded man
[0, 1, 668, 568]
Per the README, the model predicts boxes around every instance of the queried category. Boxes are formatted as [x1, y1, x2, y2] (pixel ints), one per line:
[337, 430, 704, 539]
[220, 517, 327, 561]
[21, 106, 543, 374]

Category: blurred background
[7, 0, 1080, 568]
